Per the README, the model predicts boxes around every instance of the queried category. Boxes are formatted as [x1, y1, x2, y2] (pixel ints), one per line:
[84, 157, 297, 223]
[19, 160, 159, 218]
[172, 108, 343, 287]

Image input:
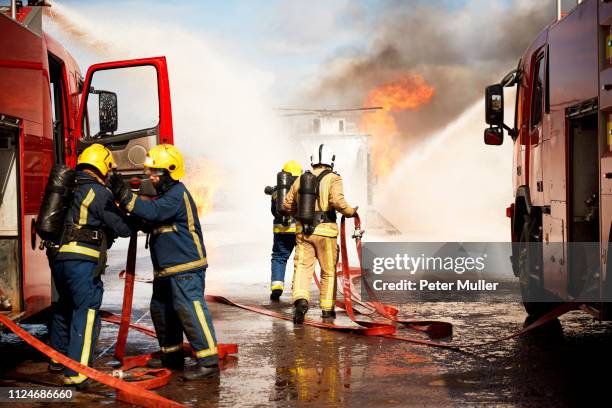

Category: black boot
[293, 299, 308, 324]
[65, 378, 95, 391]
[146, 352, 184, 370]
[270, 289, 282, 301]
[48, 360, 64, 373]
[321, 309, 336, 319]
[182, 363, 220, 381]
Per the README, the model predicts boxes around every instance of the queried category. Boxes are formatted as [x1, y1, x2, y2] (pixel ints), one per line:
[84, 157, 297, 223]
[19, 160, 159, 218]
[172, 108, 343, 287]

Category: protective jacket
[283, 167, 355, 237]
[56, 171, 132, 262]
[121, 182, 207, 277]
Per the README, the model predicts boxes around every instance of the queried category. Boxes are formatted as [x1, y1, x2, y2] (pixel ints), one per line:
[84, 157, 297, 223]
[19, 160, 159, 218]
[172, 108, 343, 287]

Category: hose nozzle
[352, 228, 365, 240]
[112, 370, 132, 380]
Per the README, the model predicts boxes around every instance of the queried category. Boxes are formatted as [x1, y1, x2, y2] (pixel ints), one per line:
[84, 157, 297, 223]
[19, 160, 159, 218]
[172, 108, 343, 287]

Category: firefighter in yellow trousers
[283, 144, 357, 323]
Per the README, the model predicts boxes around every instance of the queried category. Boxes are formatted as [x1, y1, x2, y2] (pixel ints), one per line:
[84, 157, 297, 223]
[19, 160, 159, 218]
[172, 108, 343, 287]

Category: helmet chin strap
[154, 171, 177, 194]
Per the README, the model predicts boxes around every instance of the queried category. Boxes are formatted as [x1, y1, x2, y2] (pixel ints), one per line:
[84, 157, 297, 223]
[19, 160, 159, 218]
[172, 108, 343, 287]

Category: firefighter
[283, 144, 357, 323]
[49, 144, 132, 387]
[108, 144, 219, 380]
[268, 160, 302, 300]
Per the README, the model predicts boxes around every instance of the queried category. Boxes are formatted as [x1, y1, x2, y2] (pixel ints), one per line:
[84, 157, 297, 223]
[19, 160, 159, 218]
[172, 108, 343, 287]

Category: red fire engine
[0, 3, 173, 320]
[484, 0, 612, 317]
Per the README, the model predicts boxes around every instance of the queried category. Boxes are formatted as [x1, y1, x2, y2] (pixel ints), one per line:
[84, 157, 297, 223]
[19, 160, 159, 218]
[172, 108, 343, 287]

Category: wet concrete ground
[2, 236, 612, 407]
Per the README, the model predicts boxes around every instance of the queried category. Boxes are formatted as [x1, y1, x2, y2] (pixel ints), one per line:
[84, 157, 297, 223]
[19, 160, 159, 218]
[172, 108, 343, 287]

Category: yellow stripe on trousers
[65, 308, 96, 384]
[322, 238, 335, 310]
[80, 308, 96, 366]
[193, 300, 217, 357]
[293, 241, 309, 302]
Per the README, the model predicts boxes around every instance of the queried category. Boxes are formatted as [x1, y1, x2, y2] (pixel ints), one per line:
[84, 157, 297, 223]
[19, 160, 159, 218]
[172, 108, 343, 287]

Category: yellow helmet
[282, 160, 302, 177]
[144, 144, 185, 180]
[77, 143, 115, 176]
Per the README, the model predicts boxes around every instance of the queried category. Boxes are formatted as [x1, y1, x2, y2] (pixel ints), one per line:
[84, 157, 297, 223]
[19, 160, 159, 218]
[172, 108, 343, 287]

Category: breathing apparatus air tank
[297, 171, 317, 232]
[275, 170, 294, 216]
[36, 164, 76, 244]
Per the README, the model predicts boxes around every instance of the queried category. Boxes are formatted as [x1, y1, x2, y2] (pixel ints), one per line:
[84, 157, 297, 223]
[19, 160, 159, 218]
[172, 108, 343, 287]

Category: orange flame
[361, 74, 435, 177]
[182, 158, 220, 217]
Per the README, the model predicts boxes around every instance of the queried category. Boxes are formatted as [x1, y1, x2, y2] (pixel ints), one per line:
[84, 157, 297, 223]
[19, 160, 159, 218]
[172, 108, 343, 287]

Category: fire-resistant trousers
[271, 232, 296, 292]
[291, 232, 339, 311]
[50, 260, 103, 384]
[150, 268, 219, 366]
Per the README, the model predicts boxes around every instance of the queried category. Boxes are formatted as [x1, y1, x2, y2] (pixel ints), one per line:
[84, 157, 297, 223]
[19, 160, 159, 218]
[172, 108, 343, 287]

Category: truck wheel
[517, 212, 558, 317]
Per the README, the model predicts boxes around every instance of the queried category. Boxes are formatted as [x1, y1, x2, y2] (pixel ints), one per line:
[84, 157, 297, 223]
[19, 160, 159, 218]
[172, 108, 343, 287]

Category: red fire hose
[101, 233, 237, 403]
[0, 214, 579, 408]
[0, 312, 185, 408]
[0, 232, 238, 408]
[201, 214, 580, 349]
[117, 213, 578, 347]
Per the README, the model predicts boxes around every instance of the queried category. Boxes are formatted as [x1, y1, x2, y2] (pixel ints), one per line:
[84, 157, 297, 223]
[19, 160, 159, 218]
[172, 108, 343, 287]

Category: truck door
[528, 51, 545, 206]
[75, 57, 173, 187]
[1, 9, 47, 319]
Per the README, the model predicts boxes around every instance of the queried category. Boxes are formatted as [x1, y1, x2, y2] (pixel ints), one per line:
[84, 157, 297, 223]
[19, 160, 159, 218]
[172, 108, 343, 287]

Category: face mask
[154, 171, 176, 194]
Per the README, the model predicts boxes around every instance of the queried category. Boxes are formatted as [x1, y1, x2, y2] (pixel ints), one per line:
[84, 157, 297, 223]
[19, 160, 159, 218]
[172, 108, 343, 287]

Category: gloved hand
[108, 170, 130, 204]
[126, 215, 153, 234]
[104, 228, 118, 249]
[348, 205, 359, 218]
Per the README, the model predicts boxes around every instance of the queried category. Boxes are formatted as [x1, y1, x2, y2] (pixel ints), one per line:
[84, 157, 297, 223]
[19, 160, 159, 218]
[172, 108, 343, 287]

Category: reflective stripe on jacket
[121, 182, 207, 277]
[56, 171, 132, 262]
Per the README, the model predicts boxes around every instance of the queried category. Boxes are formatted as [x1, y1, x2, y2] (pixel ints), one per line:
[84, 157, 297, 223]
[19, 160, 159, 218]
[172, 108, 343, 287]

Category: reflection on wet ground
[3, 288, 612, 407]
[2, 248, 612, 406]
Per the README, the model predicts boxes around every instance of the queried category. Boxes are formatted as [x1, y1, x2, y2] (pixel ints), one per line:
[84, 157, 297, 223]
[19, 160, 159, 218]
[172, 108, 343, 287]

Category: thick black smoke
[304, 0, 555, 144]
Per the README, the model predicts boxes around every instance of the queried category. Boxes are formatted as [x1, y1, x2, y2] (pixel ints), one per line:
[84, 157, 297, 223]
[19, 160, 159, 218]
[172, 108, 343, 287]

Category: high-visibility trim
[152, 224, 177, 235]
[80, 308, 96, 365]
[321, 237, 335, 310]
[295, 222, 338, 237]
[195, 348, 218, 358]
[293, 241, 307, 302]
[184, 192, 204, 259]
[79, 188, 95, 225]
[193, 300, 218, 357]
[292, 288, 310, 302]
[313, 223, 339, 238]
[156, 257, 208, 276]
[320, 302, 334, 312]
[161, 344, 182, 353]
[64, 373, 88, 385]
[319, 174, 332, 211]
[126, 193, 137, 212]
[273, 223, 297, 233]
[270, 282, 284, 291]
[58, 242, 100, 258]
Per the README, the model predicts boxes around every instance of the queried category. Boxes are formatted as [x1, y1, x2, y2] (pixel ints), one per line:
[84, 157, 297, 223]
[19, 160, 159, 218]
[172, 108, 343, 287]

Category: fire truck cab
[0, 4, 173, 321]
[483, 0, 612, 318]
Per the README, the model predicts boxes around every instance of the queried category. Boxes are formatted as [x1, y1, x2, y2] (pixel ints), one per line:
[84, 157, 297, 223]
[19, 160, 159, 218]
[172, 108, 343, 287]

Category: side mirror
[484, 127, 503, 146]
[98, 91, 118, 135]
[485, 84, 504, 126]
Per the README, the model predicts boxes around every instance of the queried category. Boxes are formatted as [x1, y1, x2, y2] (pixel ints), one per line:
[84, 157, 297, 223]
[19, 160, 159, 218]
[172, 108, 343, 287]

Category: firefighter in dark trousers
[269, 160, 301, 300]
[49, 144, 132, 386]
[283, 144, 357, 323]
[109, 144, 219, 380]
